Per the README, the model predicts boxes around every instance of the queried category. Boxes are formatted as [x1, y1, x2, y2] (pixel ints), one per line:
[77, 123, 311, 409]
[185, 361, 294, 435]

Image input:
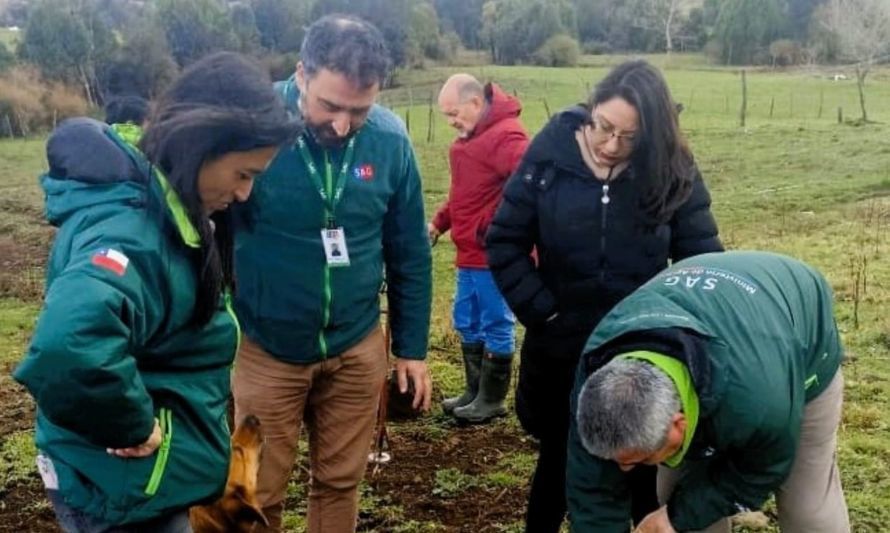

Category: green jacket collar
[108, 123, 201, 248]
[619, 350, 700, 468]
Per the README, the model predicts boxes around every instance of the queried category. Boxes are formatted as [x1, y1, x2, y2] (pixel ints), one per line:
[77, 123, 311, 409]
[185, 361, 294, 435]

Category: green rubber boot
[452, 353, 512, 423]
[442, 343, 484, 415]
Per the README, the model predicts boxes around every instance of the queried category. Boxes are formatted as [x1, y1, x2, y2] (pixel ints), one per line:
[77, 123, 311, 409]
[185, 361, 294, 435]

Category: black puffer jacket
[486, 106, 722, 337]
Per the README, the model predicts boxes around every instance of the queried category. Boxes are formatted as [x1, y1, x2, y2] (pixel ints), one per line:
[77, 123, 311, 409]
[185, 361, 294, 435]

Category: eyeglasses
[589, 114, 637, 147]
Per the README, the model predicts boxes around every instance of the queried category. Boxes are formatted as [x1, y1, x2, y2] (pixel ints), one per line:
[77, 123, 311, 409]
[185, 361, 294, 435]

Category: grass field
[0, 27, 20, 52]
[1, 55, 889, 531]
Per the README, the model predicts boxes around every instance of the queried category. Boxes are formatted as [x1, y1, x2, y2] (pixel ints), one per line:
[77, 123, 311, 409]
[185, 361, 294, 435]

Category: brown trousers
[232, 327, 387, 533]
[657, 371, 850, 532]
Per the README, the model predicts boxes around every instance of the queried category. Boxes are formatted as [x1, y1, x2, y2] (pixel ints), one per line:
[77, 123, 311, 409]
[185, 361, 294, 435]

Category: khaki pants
[657, 371, 849, 533]
[232, 327, 387, 533]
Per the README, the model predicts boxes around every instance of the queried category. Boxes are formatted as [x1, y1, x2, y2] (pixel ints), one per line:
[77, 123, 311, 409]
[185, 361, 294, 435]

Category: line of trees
[1, 0, 889, 108]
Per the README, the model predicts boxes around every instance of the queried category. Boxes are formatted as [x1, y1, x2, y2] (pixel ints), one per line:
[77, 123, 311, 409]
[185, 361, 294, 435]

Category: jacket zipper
[319, 152, 334, 359]
[599, 169, 614, 283]
[224, 290, 241, 354]
[144, 408, 173, 496]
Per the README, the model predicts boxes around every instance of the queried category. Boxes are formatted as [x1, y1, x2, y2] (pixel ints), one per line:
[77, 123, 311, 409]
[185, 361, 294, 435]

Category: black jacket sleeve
[670, 166, 723, 261]
[485, 168, 557, 327]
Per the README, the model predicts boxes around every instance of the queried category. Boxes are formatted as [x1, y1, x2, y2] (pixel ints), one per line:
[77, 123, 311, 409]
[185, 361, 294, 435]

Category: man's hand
[633, 506, 676, 533]
[394, 358, 432, 411]
[427, 223, 441, 246]
[107, 418, 162, 458]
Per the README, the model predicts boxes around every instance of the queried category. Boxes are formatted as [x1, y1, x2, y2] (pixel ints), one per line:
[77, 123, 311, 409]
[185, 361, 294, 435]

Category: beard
[299, 96, 350, 148]
[307, 123, 352, 148]
[307, 121, 345, 148]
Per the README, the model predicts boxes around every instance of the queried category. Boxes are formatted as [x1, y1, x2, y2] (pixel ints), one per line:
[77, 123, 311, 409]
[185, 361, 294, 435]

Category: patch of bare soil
[0, 378, 35, 436]
[0, 236, 49, 300]
[0, 480, 58, 533]
[359, 422, 535, 532]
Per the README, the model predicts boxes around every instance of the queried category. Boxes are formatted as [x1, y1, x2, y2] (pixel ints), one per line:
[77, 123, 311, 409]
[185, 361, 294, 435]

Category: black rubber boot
[442, 342, 484, 415]
[452, 353, 512, 423]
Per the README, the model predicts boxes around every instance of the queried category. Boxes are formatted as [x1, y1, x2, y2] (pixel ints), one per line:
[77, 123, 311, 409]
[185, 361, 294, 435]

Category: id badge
[321, 227, 350, 267]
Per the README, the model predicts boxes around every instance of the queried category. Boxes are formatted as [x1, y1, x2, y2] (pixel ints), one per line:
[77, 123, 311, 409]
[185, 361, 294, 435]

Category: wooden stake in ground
[427, 91, 435, 144]
[739, 70, 747, 128]
[369, 294, 393, 475]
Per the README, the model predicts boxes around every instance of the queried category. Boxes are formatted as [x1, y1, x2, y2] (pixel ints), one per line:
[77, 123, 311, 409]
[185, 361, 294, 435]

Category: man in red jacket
[429, 73, 529, 423]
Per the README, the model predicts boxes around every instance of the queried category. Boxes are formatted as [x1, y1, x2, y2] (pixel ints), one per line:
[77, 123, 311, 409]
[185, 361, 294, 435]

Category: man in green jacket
[567, 251, 849, 532]
[231, 15, 433, 532]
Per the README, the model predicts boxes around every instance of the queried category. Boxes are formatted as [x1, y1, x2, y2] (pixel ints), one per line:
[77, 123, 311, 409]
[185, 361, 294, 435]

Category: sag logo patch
[353, 164, 375, 181]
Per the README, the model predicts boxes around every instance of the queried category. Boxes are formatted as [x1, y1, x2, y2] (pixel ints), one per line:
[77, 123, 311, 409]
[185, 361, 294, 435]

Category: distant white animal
[832, 74, 848, 81]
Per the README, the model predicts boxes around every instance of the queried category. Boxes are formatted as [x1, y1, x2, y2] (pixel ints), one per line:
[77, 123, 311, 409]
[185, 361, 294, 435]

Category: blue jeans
[453, 268, 515, 355]
[47, 490, 192, 533]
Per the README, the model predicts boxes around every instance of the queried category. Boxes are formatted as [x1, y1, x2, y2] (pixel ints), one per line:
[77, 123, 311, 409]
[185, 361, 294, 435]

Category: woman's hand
[107, 418, 162, 458]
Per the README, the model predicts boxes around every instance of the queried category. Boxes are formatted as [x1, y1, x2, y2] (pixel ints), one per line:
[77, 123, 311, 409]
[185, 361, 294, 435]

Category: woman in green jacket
[14, 52, 299, 532]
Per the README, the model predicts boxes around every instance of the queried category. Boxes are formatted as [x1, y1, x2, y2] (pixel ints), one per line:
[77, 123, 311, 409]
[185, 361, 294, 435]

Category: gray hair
[300, 14, 391, 89]
[457, 77, 484, 103]
[576, 358, 681, 459]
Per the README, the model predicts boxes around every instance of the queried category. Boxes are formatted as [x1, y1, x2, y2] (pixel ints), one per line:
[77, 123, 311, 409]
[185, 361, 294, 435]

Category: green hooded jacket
[566, 251, 843, 531]
[232, 78, 432, 362]
[13, 119, 237, 524]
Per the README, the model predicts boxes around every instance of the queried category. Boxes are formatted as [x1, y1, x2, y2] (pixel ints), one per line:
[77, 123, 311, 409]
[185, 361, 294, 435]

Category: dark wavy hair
[104, 95, 150, 125]
[588, 60, 694, 223]
[300, 14, 391, 88]
[140, 52, 300, 326]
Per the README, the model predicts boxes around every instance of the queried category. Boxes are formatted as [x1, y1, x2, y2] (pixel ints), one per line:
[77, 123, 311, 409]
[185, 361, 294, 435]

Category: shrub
[43, 82, 89, 123]
[0, 67, 88, 137]
[769, 39, 804, 67]
[425, 31, 461, 63]
[260, 52, 300, 82]
[582, 40, 613, 55]
[0, 42, 14, 73]
[532, 34, 580, 67]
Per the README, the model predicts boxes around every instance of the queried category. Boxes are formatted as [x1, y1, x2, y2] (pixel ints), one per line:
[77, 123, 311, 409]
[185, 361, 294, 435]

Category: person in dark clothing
[104, 95, 150, 126]
[485, 60, 723, 532]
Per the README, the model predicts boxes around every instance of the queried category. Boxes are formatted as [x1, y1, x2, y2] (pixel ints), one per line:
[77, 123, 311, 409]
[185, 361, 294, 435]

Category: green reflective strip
[805, 374, 819, 390]
[154, 173, 201, 249]
[105, 125, 200, 249]
[144, 408, 173, 496]
[110, 122, 143, 145]
[224, 290, 242, 354]
[320, 265, 331, 358]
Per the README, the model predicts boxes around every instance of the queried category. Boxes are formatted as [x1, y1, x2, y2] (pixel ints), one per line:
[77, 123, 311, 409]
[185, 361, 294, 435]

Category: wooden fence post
[426, 92, 434, 144]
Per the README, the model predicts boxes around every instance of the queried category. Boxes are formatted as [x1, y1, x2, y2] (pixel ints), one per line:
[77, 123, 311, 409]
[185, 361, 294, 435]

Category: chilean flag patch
[353, 164, 374, 181]
[91, 248, 130, 276]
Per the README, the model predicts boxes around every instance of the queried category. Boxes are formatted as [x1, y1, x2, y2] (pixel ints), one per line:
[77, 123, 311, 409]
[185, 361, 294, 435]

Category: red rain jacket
[432, 83, 529, 268]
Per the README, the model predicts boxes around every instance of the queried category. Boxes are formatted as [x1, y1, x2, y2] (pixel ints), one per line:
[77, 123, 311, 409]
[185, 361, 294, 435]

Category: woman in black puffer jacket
[485, 60, 723, 532]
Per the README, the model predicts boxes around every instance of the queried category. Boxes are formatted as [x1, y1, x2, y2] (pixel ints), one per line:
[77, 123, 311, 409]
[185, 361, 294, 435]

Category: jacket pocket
[143, 407, 173, 496]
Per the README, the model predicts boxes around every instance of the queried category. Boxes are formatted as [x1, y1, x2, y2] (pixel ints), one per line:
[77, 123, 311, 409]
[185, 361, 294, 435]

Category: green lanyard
[296, 135, 356, 228]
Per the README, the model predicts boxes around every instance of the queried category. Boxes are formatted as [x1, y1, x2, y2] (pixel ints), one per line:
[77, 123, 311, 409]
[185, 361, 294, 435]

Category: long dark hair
[589, 60, 693, 223]
[140, 52, 299, 326]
